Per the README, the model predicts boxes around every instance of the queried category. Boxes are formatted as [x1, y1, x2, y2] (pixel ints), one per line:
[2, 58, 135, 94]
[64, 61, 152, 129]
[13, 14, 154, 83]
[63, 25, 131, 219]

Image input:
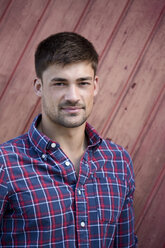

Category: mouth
[61, 106, 84, 114]
[60, 104, 85, 114]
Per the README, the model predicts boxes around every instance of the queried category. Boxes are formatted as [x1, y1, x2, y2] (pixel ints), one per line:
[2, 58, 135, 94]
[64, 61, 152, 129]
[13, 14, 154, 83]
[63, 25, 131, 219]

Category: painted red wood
[133, 92, 165, 220]
[76, 0, 129, 54]
[88, 0, 165, 135]
[136, 173, 165, 247]
[0, 0, 11, 21]
[105, 11, 165, 152]
[0, 0, 49, 97]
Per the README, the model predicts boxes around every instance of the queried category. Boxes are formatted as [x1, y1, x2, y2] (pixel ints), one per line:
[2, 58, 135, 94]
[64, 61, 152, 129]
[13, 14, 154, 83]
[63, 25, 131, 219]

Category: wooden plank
[0, 0, 49, 97]
[130, 85, 165, 157]
[23, 0, 129, 132]
[104, 7, 165, 152]
[88, 0, 165, 134]
[136, 173, 165, 247]
[0, 0, 89, 143]
[135, 166, 165, 232]
[77, 0, 129, 54]
[133, 93, 165, 221]
[0, 0, 11, 20]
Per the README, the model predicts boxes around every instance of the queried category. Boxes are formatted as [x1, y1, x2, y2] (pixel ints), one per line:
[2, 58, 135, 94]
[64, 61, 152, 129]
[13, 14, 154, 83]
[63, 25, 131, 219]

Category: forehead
[42, 61, 94, 81]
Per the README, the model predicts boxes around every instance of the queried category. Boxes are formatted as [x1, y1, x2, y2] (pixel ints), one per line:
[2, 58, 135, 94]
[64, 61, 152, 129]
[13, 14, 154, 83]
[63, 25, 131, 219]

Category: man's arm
[0, 161, 8, 226]
[114, 150, 137, 247]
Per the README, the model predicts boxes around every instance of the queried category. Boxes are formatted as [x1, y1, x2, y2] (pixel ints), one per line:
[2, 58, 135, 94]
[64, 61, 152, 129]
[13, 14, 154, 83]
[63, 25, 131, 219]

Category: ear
[34, 78, 42, 97]
[94, 75, 99, 97]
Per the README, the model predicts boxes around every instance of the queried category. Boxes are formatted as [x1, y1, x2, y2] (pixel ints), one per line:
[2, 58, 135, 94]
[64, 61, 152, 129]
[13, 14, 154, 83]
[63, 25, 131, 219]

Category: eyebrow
[77, 77, 93, 81]
[51, 78, 67, 82]
[50, 77, 93, 82]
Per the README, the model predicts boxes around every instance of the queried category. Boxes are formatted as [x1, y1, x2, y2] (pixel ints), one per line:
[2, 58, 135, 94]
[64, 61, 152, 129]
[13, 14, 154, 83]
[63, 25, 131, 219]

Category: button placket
[80, 221, 85, 228]
[41, 154, 47, 161]
[65, 161, 70, 167]
[78, 189, 82, 195]
[76, 186, 89, 245]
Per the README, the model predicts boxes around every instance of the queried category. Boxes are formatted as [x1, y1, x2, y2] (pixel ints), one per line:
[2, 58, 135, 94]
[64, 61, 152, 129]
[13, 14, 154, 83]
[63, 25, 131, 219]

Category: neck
[38, 116, 88, 176]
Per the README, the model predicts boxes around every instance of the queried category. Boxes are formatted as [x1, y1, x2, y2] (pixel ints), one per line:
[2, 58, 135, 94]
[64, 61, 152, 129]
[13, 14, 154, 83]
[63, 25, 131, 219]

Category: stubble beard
[43, 100, 89, 128]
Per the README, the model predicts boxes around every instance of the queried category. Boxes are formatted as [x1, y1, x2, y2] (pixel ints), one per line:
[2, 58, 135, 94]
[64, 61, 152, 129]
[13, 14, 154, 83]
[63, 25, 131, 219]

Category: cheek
[85, 92, 94, 107]
[43, 90, 59, 103]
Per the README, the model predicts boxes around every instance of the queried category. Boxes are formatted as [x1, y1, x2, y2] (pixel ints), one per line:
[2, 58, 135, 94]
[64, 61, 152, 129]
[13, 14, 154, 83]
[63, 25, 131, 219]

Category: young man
[0, 32, 137, 247]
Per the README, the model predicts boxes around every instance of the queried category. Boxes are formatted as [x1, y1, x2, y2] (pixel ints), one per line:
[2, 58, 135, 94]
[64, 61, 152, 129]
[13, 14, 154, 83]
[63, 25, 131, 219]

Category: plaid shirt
[0, 115, 137, 247]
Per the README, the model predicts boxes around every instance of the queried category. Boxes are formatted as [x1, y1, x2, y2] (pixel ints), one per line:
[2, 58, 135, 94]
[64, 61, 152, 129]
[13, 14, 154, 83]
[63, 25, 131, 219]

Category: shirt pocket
[92, 172, 127, 223]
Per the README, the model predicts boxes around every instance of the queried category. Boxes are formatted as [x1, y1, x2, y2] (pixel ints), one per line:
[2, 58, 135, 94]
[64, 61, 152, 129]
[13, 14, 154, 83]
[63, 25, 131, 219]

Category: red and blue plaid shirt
[0, 115, 137, 247]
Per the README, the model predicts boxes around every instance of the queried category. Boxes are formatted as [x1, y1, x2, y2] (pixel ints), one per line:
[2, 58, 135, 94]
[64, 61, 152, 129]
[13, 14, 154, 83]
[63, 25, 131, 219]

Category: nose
[64, 85, 80, 102]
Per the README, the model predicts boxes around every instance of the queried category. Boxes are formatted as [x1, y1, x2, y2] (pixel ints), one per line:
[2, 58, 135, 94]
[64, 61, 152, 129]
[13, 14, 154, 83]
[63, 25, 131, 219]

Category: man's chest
[7, 154, 127, 224]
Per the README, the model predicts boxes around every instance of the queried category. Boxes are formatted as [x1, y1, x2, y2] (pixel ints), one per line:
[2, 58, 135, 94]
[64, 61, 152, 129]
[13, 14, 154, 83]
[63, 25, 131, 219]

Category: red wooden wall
[0, 0, 165, 247]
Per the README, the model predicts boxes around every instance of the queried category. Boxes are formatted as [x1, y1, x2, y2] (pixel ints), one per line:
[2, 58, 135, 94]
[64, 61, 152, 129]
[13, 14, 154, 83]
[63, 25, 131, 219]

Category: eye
[53, 82, 66, 86]
[79, 82, 90, 86]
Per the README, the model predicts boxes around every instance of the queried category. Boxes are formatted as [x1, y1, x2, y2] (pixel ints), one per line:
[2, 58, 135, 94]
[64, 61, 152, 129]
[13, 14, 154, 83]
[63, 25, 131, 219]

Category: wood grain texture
[0, 0, 49, 97]
[136, 173, 165, 246]
[133, 91, 165, 221]
[88, 0, 165, 135]
[76, 0, 130, 54]
[0, 0, 11, 20]
[105, 10, 165, 151]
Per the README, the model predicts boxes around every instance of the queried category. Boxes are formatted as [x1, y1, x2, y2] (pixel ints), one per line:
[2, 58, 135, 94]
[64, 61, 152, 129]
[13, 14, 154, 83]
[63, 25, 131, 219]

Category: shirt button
[65, 161, 70, 167]
[41, 154, 47, 160]
[51, 143, 56, 148]
[81, 221, 85, 228]
[78, 189, 81, 195]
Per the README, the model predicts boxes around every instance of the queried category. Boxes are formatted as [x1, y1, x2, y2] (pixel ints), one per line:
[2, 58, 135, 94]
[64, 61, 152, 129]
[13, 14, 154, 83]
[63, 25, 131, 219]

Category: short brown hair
[35, 32, 98, 79]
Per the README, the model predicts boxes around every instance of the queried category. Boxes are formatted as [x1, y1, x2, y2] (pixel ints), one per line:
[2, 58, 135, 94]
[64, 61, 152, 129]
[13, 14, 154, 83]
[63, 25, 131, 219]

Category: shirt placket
[75, 152, 90, 248]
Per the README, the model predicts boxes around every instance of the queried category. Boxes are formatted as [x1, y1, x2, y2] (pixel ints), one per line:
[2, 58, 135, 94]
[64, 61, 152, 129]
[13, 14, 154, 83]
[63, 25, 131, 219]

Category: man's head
[35, 32, 98, 79]
[34, 32, 99, 130]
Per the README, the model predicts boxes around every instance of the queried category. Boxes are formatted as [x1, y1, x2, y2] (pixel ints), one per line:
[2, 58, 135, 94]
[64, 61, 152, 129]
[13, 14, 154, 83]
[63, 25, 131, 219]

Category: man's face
[34, 61, 98, 129]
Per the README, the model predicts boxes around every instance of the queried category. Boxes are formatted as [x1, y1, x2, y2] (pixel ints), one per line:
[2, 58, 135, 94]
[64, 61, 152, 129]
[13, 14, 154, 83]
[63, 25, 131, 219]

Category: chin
[60, 118, 87, 128]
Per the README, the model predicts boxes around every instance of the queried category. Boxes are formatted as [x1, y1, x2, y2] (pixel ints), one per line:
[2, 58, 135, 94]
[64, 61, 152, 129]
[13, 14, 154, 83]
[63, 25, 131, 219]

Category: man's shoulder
[99, 138, 132, 162]
[0, 133, 29, 153]
[100, 138, 125, 152]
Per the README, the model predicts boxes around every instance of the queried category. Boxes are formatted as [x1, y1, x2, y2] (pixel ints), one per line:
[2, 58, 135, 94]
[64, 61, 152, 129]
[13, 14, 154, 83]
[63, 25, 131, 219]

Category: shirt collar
[85, 122, 102, 148]
[28, 114, 102, 154]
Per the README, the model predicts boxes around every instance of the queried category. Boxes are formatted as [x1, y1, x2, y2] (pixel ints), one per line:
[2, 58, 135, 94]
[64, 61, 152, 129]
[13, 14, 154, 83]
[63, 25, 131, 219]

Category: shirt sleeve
[0, 156, 9, 226]
[114, 149, 138, 247]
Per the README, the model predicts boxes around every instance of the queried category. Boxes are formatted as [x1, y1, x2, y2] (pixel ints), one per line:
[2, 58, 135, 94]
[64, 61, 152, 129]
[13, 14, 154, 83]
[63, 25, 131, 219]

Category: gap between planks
[0, 0, 51, 101]
[131, 83, 165, 157]
[100, 4, 165, 137]
[0, 0, 12, 24]
[135, 165, 165, 232]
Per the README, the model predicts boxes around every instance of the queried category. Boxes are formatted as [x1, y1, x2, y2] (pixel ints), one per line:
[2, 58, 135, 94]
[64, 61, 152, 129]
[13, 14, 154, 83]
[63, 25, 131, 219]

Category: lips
[60, 104, 85, 114]
[61, 106, 83, 113]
